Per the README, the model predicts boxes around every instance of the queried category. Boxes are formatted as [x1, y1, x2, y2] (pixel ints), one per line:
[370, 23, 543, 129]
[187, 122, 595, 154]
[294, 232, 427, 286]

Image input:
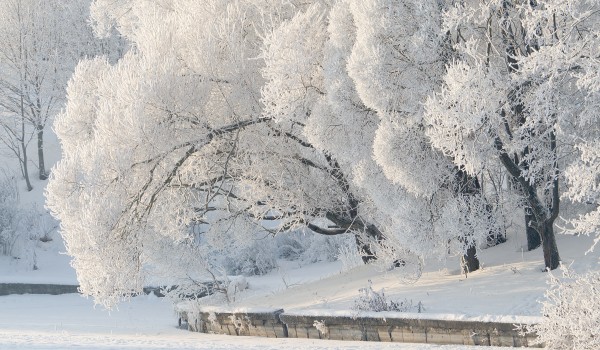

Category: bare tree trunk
[20, 118, 32, 192]
[20, 96, 32, 191]
[37, 125, 47, 180]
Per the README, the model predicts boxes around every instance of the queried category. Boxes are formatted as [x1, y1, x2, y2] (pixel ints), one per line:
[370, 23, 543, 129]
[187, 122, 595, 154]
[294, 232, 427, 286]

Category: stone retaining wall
[280, 314, 538, 347]
[0, 283, 172, 297]
[0, 283, 79, 296]
[180, 309, 541, 347]
[186, 309, 287, 338]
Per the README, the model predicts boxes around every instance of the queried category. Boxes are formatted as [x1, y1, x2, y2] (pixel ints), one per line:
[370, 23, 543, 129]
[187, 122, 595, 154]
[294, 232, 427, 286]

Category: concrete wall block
[377, 326, 393, 342]
[223, 324, 237, 336]
[425, 328, 465, 345]
[307, 327, 321, 339]
[511, 333, 542, 348]
[401, 327, 427, 344]
[203, 321, 215, 333]
[459, 329, 477, 346]
[236, 326, 250, 336]
[265, 323, 284, 338]
[0, 283, 80, 296]
[363, 326, 380, 341]
[472, 331, 492, 346]
[259, 325, 272, 337]
[273, 325, 287, 338]
[204, 318, 228, 335]
[490, 333, 516, 347]
[389, 326, 406, 342]
[340, 326, 364, 341]
[327, 326, 344, 340]
[184, 309, 542, 347]
[286, 325, 298, 338]
[246, 324, 263, 337]
[264, 325, 277, 338]
[295, 326, 310, 338]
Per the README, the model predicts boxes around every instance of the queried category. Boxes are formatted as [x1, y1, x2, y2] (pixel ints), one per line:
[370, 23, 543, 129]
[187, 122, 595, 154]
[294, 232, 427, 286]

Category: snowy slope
[204, 232, 598, 319]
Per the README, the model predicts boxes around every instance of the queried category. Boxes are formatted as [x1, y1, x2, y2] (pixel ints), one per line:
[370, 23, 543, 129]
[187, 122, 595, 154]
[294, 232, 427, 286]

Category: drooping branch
[120, 116, 273, 229]
[306, 222, 348, 236]
[266, 123, 315, 149]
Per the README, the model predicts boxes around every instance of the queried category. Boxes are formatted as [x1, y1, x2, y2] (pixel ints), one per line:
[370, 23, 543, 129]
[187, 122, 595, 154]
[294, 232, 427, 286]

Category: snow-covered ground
[4, 236, 596, 349]
[0, 237, 77, 285]
[0, 293, 507, 350]
[199, 232, 598, 320]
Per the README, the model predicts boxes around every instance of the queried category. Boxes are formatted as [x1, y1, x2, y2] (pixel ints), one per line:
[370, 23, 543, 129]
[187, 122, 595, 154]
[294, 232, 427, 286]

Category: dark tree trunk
[37, 126, 47, 180]
[525, 209, 541, 250]
[540, 221, 560, 270]
[495, 136, 561, 270]
[495, 0, 560, 270]
[322, 153, 389, 264]
[462, 245, 480, 276]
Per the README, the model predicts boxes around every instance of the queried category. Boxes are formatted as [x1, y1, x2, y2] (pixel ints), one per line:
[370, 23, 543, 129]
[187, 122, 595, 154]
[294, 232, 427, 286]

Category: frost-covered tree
[346, 0, 502, 271]
[261, 0, 507, 274]
[532, 267, 600, 349]
[47, 0, 600, 309]
[260, 2, 393, 263]
[421, 0, 598, 270]
[527, 2, 600, 345]
[537, 0, 600, 252]
[47, 0, 388, 307]
[49, 0, 268, 306]
[0, 0, 122, 188]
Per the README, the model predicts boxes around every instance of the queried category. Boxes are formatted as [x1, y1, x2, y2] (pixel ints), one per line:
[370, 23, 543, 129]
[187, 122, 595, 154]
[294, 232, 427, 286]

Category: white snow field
[0, 293, 508, 350]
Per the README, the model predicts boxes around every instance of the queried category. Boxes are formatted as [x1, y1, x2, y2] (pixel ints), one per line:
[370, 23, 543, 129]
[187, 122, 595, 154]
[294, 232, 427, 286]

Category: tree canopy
[46, 0, 600, 308]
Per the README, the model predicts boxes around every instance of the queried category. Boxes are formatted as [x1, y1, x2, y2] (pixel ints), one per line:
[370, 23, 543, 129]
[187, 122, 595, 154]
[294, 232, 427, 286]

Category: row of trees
[46, 0, 599, 309]
[0, 0, 124, 191]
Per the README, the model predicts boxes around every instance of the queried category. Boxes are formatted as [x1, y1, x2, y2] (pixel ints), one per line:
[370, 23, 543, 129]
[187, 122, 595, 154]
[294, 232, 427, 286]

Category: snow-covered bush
[531, 266, 600, 349]
[353, 280, 423, 313]
[336, 235, 364, 271]
[276, 229, 358, 265]
[0, 170, 56, 269]
[225, 276, 248, 302]
[300, 233, 355, 264]
[220, 238, 278, 277]
[0, 170, 19, 256]
[313, 320, 328, 335]
[216, 229, 360, 276]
